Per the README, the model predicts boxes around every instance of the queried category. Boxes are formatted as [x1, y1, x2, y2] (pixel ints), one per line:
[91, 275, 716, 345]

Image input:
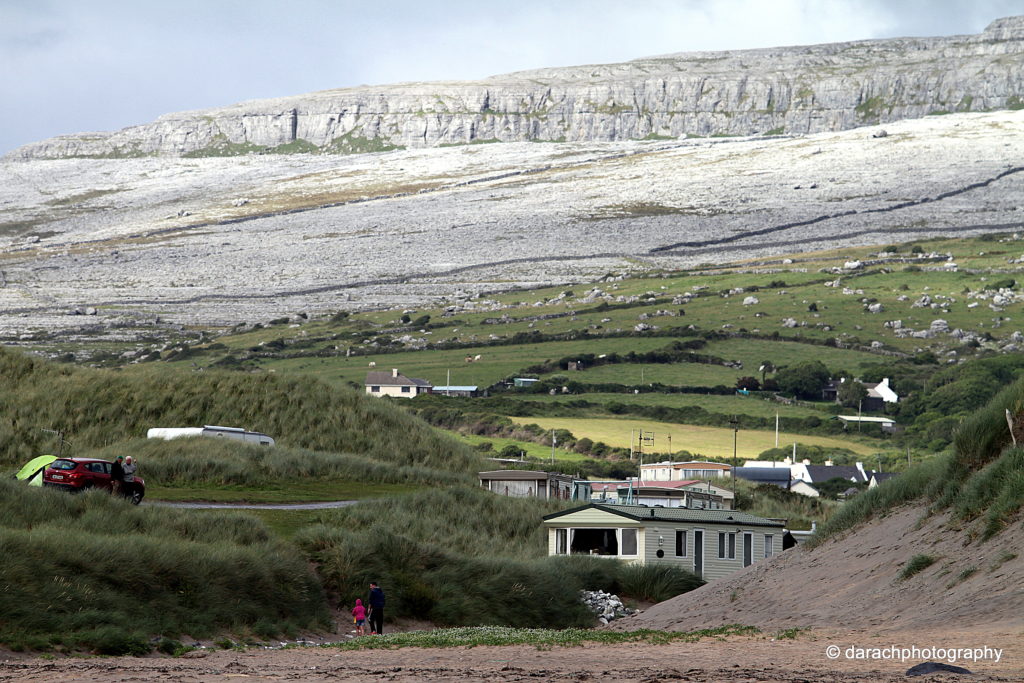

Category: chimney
[392, 368, 399, 377]
[783, 456, 792, 465]
[825, 459, 834, 467]
[802, 458, 811, 465]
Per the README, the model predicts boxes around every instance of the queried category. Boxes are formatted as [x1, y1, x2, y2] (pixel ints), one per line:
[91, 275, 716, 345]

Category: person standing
[120, 454, 137, 497]
[351, 598, 366, 636]
[367, 582, 385, 635]
[110, 456, 125, 496]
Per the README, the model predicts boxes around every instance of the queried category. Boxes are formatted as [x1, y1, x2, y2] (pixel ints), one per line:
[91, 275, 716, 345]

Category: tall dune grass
[811, 374, 1024, 546]
[0, 347, 481, 472]
[80, 438, 471, 487]
[0, 479, 327, 652]
[296, 487, 703, 627]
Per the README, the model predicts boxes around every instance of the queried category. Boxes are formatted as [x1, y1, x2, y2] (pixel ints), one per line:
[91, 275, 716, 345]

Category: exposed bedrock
[8, 17, 1024, 159]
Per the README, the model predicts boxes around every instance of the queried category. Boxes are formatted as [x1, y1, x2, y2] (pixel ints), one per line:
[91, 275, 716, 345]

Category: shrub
[899, 554, 936, 580]
[0, 479, 328, 651]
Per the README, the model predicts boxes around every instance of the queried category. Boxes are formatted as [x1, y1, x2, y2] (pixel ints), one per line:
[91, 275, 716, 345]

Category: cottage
[365, 368, 432, 398]
[543, 503, 785, 580]
[479, 470, 575, 499]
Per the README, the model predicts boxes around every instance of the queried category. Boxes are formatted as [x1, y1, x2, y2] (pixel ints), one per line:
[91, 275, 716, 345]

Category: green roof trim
[542, 503, 786, 528]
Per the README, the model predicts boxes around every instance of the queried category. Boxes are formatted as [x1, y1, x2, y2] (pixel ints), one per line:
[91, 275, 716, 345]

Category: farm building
[478, 470, 575, 499]
[542, 503, 785, 580]
[432, 385, 483, 397]
[365, 368, 432, 398]
[146, 425, 275, 446]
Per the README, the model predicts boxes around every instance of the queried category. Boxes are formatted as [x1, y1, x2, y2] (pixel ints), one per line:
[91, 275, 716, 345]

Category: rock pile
[580, 590, 638, 625]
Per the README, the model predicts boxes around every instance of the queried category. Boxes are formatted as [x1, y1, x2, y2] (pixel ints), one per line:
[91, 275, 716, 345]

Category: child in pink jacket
[351, 599, 367, 636]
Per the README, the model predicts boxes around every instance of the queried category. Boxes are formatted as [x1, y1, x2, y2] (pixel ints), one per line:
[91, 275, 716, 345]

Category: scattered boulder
[580, 590, 636, 624]
[906, 661, 972, 677]
[742, 296, 759, 306]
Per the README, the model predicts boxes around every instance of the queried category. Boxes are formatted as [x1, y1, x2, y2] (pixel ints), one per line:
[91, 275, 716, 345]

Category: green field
[511, 392, 829, 419]
[514, 416, 883, 460]
[253, 337, 674, 389]
[447, 431, 588, 462]
[542, 361, 741, 387]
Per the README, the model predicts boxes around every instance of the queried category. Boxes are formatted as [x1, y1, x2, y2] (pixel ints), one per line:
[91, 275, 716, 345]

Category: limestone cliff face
[10, 17, 1024, 159]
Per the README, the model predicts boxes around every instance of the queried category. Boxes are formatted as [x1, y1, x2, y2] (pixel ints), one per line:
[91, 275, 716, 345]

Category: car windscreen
[49, 460, 77, 470]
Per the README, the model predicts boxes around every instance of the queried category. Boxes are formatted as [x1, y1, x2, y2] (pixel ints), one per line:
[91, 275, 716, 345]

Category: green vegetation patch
[899, 554, 936, 580]
[296, 486, 703, 627]
[0, 479, 327, 652]
[325, 624, 759, 650]
[0, 347, 481, 474]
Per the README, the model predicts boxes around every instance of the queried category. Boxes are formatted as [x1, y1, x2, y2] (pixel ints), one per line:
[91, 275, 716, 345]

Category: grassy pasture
[257, 336, 673, 389]
[514, 416, 882, 459]
[446, 431, 587, 462]
[542, 361, 740, 387]
[512, 392, 828, 419]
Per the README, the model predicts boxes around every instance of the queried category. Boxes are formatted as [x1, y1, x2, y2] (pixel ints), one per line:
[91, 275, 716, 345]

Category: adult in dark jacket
[367, 582, 385, 635]
[110, 456, 125, 496]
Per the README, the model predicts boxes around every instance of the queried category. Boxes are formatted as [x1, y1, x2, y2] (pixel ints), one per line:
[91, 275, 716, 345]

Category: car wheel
[130, 488, 144, 505]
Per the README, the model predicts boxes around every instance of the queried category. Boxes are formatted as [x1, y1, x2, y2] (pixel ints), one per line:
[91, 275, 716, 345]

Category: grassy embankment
[296, 486, 703, 627]
[811, 375, 1024, 547]
[0, 478, 327, 654]
[0, 347, 706, 650]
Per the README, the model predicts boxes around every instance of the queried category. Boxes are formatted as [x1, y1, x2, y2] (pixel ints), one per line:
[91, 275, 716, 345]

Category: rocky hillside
[8, 17, 1024, 159]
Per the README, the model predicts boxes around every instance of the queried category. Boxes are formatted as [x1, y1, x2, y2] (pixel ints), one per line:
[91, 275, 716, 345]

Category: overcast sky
[1, 0, 1020, 154]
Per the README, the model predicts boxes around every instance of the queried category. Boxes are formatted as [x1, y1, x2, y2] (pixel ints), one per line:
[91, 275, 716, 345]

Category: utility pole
[551, 429, 556, 465]
[729, 416, 739, 493]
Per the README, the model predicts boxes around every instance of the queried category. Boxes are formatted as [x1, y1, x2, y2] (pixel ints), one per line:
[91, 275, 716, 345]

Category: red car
[43, 458, 145, 505]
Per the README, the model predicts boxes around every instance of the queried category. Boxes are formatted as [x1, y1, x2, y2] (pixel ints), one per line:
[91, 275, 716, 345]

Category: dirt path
[151, 500, 359, 510]
[2, 629, 1020, 682]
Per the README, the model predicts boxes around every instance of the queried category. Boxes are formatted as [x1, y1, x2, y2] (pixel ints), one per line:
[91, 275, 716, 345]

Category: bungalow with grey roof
[543, 503, 785, 580]
[365, 368, 432, 398]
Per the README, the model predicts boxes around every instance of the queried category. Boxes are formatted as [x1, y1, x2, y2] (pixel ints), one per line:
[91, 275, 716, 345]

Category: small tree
[837, 380, 869, 408]
[736, 376, 761, 391]
[775, 360, 830, 400]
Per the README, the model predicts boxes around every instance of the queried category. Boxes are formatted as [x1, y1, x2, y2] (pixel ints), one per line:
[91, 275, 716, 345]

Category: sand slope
[615, 505, 1024, 633]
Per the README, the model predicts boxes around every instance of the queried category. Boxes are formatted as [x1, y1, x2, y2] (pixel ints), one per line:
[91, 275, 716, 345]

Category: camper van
[146, 425, 275, 446]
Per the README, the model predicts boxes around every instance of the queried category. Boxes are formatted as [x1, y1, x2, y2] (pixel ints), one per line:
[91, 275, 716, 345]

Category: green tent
[15, 455, 58, 487]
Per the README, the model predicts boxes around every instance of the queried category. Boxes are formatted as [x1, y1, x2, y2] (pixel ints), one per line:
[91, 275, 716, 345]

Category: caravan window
[555, 528, 568, 555]
[620, 529, 638, 556]
[675, 530, 687, 557]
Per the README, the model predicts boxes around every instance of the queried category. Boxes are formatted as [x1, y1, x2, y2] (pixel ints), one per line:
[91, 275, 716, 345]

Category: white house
[365, 368, 432, 398]
[543, 503, 785, 580]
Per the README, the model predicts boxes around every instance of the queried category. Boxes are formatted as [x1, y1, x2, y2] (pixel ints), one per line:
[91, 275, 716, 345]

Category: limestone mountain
[8, 16, 1024, 160]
